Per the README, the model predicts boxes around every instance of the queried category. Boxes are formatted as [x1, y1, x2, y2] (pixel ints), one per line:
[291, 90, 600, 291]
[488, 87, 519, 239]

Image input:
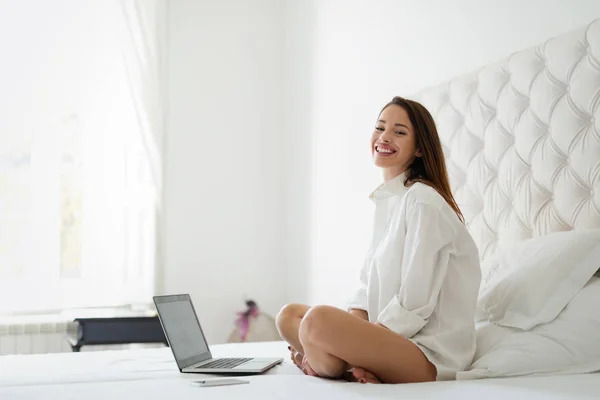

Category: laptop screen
[154, 295, 211, 369]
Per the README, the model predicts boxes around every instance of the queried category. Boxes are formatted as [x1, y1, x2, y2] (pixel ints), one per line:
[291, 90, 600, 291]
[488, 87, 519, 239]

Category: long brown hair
[381, 96, 464, 224]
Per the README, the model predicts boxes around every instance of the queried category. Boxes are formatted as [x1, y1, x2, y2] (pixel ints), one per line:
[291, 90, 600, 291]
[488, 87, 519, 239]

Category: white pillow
[458, 277, 600, 379]
[476, 229, 600, 330]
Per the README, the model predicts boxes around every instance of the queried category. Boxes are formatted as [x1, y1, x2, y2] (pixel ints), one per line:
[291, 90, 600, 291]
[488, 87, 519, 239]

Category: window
[0, 0, 161, 313]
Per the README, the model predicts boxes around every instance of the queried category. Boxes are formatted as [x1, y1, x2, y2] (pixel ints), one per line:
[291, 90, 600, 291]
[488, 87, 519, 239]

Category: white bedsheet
[1, 341, 599, 399]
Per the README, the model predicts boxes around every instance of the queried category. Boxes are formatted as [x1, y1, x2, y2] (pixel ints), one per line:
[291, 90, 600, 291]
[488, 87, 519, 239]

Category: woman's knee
[298, 306, 348, 378]
[275, 303, 305, 331]
[298, 305, 335, 346]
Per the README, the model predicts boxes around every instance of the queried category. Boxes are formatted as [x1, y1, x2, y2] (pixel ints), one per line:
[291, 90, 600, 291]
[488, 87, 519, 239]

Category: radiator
[0, 318, 72, 355]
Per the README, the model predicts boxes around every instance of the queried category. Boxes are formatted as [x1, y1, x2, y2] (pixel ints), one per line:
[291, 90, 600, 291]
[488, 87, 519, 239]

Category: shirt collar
[369, 172, 410, 201]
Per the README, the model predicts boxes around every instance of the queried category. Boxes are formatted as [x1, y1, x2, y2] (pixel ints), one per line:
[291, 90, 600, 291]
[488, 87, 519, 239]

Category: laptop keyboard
[197, 357, 253, 370]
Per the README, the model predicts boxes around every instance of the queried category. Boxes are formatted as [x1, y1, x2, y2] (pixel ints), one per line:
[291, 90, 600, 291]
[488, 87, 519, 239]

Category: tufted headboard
[412, 18, 600, 262]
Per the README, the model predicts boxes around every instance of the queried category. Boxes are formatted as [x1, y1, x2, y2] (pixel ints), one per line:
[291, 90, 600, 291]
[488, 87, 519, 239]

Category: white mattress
[1, 341, 599, 399]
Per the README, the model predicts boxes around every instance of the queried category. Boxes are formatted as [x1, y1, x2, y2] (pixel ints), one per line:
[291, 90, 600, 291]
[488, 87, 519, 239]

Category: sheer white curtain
[116, 0, 167, 306]
[0, 0, 165, 313]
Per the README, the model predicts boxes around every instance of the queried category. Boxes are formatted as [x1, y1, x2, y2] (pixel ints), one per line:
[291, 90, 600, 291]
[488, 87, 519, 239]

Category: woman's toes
[351, 367, 367, 380]
[350, 367, 381, 384]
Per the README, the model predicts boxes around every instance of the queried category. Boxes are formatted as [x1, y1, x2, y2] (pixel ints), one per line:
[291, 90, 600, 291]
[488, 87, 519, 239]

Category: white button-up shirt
[347, 173, 481, 381]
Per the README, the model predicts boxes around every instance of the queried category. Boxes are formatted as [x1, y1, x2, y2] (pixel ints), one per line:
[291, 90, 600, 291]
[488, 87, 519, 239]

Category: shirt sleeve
[377, 202, 455, 337]
[347, 257, 369, 312]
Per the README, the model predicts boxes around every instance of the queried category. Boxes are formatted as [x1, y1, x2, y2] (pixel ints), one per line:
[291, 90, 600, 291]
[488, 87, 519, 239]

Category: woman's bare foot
[301, 355, 318, 376]
[343, 367, 382, 384]
[289, 346, 317, 376]
[289, 346, 303, 369]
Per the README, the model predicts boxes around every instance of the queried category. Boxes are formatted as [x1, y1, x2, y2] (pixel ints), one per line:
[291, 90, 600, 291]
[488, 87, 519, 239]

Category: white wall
[164, 0, 285, 344]
[164, 0, 600, 341]
[283, 0, 600, 307]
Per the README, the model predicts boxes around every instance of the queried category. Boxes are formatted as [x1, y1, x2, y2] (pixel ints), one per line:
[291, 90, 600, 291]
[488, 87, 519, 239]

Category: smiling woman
[276, 96, 481, 384]
[372, 104, 421, 181]
[373, 97, 464, 223]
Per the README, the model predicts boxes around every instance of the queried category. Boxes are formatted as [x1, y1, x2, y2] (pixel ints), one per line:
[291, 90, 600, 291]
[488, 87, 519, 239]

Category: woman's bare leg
[299, 327, 348, 379]
[275, 303, 311, 354]
[277, 303, 374, 379]
[298, 305, 437, 384]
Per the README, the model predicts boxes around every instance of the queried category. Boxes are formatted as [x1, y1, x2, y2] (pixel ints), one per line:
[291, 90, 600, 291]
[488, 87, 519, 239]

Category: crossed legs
[276, 304, 437, 384]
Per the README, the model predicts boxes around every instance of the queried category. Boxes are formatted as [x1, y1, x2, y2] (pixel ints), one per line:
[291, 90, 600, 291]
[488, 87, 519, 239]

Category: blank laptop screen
[155, 298, 209, 363]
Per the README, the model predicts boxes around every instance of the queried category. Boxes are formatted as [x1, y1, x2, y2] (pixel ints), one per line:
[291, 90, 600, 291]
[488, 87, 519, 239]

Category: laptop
[153, 294, 283, 374]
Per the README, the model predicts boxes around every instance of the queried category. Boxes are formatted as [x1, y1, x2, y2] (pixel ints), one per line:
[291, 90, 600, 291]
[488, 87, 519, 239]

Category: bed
[1, 341, 599, 399]
[2, 16, 600, 400]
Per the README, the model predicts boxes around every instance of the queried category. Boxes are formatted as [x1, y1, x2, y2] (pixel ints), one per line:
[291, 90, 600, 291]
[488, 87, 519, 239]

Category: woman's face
[371, 104, 421, 180]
